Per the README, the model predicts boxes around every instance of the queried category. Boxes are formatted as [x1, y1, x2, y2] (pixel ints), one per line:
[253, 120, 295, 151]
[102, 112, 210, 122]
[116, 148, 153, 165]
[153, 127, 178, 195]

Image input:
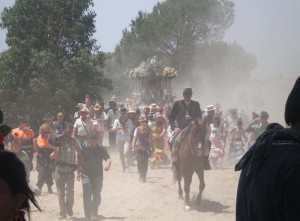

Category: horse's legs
[183, 169, 194, 206]
[195, 167, 205, 204]
[177, 168, 183, 199]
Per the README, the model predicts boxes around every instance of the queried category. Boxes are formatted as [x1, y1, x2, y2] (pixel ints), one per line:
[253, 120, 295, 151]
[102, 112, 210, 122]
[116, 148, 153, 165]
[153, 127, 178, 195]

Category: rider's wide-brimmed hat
[183, 87, 194, 93]
[138, 114, 148, 122]
[205, 105, 215, 112]
[94, 103, 101, 111]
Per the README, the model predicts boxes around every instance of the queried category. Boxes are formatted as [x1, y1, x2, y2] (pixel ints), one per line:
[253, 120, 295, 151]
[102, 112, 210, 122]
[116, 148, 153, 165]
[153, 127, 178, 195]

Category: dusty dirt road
[29, 146, 240, 221]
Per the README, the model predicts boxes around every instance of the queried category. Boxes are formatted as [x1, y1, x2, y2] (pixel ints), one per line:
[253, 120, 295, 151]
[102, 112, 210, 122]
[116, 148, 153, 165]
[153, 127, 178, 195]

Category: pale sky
[0, 0, 299, 79]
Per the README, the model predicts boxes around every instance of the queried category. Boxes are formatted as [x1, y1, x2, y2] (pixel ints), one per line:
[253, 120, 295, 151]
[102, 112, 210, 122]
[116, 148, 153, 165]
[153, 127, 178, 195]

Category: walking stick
[221, 130, 228, 168]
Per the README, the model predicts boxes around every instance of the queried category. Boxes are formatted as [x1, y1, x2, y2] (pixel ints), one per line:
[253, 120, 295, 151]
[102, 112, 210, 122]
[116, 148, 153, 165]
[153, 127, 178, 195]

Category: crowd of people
[1, 87, 273, 220]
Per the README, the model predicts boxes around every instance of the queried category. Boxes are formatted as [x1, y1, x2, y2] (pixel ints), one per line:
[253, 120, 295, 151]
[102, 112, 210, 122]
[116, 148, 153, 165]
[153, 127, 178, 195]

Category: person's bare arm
[245, 118, 259, 133]
[149, 130, 155, 153]
[104, 158, 111, 171]
[132, 128, 138, 151]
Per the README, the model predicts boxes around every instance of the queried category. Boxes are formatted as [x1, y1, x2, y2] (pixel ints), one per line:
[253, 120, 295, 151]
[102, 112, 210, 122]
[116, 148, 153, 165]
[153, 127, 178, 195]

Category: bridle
[188, 120, 205, 156]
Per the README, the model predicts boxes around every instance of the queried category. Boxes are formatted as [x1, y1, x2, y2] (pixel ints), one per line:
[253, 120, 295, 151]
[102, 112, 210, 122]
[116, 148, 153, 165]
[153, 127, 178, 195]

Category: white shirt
[113, 118, 133, 141]
[107, 109, 120, 127]
[73, 117, 94, 136]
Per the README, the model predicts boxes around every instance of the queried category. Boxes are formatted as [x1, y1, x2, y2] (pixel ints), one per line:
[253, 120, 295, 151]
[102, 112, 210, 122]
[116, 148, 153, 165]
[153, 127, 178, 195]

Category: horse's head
[189, 118, 206, 149]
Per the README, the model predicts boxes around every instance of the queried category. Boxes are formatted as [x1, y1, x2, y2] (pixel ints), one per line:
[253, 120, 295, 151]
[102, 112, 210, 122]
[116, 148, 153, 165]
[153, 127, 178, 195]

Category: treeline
[0, 0, 256, 128]
[0, 0, 112, 127]
[106, 0, 256, 98]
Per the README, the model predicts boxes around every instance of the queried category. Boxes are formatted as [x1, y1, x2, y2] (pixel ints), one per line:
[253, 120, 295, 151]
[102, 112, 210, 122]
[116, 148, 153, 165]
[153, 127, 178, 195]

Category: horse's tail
[174, 163, 181, 183]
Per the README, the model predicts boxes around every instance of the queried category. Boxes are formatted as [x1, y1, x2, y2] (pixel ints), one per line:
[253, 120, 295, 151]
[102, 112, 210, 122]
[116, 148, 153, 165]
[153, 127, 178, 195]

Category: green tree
[115, 0, 235, 73]
[0, 0, 111, 127]
[112, 0, 256, 99]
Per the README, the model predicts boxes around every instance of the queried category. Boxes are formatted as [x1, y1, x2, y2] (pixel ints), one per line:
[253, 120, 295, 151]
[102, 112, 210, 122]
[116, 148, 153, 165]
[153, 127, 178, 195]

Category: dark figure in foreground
[0, 151, 41, 221]
[235, 76, 300, 221]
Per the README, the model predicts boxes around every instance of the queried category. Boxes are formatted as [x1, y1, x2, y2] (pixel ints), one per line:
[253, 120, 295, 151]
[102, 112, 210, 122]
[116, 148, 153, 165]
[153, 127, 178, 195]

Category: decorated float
[128, 56, 178, 104]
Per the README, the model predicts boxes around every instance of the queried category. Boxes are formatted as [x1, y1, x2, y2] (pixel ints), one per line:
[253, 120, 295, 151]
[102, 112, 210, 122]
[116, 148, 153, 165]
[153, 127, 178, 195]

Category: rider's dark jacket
[168, 100, 202, 130]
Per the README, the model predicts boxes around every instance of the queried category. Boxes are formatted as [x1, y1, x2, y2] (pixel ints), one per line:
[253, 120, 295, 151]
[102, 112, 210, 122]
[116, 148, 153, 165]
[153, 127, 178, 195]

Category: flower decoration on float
[162, 67, 178, 78]
[0, 109, 11, 149]
[129, 68, 148, 79]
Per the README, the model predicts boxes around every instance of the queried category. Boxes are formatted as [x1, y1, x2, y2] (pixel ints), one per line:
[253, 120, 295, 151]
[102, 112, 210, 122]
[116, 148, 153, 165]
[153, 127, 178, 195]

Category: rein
[188, 123, 205, 156]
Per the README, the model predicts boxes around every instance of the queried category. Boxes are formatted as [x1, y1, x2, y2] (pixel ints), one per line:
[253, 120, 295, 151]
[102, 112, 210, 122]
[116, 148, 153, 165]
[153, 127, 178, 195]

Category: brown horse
[176, 119, 207, 209]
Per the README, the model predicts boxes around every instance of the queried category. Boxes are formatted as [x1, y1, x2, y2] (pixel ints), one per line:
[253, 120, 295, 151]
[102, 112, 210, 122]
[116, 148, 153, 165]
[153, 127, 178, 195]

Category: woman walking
[149, 112, 169, 168]
[132, 115, 154, 182]
[208, 115, 225, 169]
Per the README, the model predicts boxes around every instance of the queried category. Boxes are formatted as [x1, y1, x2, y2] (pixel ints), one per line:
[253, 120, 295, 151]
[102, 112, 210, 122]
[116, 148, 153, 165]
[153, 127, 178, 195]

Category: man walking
[107, 100, 119, 151]
[77, 133, 111, 220]
[73, 107, 94, 147]
[50, 123, 82, 219]
[11, 117, 35, 180]
[112, 107, 133, 172]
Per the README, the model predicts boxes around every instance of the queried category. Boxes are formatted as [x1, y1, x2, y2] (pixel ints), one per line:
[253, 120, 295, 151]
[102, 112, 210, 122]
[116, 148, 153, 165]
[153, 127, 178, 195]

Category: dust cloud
[172, 73, 295, 125]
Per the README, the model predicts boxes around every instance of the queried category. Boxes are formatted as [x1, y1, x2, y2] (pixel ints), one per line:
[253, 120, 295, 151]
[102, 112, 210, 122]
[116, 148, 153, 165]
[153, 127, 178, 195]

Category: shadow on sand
[72, 215, 126, 221]
[176, 194, 232, 214]
[191, 198, 231, 213]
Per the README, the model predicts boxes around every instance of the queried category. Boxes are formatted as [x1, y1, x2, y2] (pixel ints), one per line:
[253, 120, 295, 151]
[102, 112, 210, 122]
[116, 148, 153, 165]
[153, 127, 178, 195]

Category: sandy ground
[30, 140, 240, 221]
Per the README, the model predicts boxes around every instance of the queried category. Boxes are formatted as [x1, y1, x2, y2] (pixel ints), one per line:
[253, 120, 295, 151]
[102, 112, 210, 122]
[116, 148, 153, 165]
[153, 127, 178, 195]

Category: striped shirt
[57, 137, 81, 165]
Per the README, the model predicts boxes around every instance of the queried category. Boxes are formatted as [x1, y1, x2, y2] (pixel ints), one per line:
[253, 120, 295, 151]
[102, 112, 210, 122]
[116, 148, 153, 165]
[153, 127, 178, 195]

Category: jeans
[136, 150, 149, 180]
[108, 131, 117, 150]
[36, 160, 54, 189]
[54, 166, 75, 216]
[117, 140, 130, 170]
[82, 174, 103, 218]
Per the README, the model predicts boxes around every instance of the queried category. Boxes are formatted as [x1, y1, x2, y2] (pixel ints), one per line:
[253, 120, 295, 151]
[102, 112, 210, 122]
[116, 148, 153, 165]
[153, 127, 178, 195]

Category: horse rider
[168, 87, 211, 179]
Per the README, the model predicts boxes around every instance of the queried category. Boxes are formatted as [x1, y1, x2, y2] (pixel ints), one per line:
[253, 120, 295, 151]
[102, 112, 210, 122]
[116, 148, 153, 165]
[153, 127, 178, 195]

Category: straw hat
[150, 103, 157, 108]
[76, 103, 84, 108]
[205, 105, 215, 112]
[94, 103, 101, 111]
[57, 112, 64, 118]
[138, 114, 148, 122]
[80, 106, 89, 114]
[127, 109, 136, 114]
